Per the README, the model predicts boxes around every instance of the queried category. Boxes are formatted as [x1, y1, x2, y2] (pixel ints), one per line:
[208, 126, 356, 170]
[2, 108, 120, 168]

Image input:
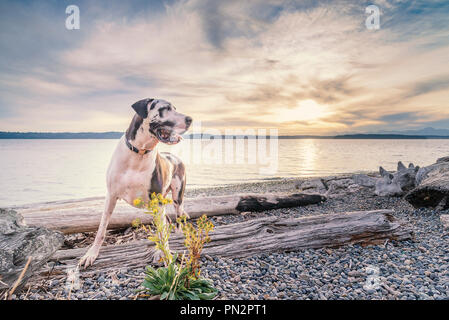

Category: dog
[79, 98, 192, 268]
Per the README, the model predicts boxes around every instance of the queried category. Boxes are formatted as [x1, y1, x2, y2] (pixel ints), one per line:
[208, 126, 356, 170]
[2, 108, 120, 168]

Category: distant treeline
[0, 132, 124, 139]
[1, 132, 449, 139]
[335, 134, 436, 139]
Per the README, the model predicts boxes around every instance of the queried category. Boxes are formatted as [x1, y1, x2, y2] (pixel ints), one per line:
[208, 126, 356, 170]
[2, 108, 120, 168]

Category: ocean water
[0, 138, 448, 207]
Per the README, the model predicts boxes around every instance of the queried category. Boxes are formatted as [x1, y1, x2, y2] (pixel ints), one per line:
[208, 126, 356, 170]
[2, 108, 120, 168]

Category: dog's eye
[158, 107, 170, 117]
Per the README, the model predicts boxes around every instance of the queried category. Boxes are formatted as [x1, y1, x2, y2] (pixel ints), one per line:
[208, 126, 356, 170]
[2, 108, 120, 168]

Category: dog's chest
[108, 149, 155, 203]
[117, 169, 152, 202]
[110, 154, 172, 205]
[107, 139, 174, 205]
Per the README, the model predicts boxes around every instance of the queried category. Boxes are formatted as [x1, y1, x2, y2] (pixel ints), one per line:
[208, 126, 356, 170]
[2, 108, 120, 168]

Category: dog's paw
[78, 247, 99, 269]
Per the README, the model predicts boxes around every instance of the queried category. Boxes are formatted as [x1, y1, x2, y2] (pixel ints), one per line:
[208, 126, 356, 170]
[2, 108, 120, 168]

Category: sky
[0, 0, 448, 135]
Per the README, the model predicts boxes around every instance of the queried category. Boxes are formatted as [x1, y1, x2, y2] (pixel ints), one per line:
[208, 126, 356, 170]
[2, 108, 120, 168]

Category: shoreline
[8, 173, 449, 300]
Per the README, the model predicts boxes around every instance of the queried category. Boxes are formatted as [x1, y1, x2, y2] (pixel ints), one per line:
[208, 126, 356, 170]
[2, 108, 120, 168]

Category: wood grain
[17, 193, 325, 234]
[34, 209, 412, 281]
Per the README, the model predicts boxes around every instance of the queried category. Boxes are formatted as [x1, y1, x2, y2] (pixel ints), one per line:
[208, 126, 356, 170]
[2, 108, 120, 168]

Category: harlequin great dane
[79, 98, 192, 268]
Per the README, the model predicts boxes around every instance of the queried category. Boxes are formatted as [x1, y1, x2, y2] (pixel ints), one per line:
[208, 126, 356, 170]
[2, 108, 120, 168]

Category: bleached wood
[34, 209, 412, 281]
[17, 193, 325, 234]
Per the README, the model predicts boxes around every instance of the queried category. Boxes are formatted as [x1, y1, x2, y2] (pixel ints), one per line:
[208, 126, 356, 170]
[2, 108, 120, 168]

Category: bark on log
[0, 209, 64, 292]
[235, 193, 325, 212]
[16, 193, 325, 234]
[34, 209, 411, 281]
[405, 160, 449, 210]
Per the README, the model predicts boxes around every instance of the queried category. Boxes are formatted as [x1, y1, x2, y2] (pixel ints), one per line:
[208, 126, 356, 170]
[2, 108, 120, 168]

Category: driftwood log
[0, 209, 64, 292]
[376, 162, 419, 197]
[35, 210, 412, 280]
[16, 193, 325, 234]
[405, 157, 449, 210]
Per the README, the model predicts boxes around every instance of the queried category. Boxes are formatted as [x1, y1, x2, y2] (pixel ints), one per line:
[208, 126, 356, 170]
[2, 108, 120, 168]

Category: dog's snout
[185, 116, 192, 126]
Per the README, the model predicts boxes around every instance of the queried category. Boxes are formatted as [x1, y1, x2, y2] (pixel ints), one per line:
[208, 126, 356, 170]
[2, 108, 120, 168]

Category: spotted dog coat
[79, 98, 192, 268]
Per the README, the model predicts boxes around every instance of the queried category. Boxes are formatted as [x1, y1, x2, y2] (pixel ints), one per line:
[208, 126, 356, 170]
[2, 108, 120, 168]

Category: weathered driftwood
[235, 193, 325, 212]
[35, 210, 411, 280]
[17, 193, 325, 234]
[376, 162, 419, 197]
[406, 158, 449, 210]
[0, 209, 64, 292]
[295, 174, 379, 199]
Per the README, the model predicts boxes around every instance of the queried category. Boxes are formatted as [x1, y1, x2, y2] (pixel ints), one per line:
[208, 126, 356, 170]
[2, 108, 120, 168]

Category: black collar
[126, 140, 152, 155]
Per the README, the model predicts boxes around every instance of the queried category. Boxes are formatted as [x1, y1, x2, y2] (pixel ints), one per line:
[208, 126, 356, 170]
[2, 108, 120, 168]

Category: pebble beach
[12, 178, 449, 300]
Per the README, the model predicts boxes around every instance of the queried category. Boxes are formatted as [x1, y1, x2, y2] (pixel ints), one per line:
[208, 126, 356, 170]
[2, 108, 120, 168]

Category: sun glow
[274, 100, 330, 123]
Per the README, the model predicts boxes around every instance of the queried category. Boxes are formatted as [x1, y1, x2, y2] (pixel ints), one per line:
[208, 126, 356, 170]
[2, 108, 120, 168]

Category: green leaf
[198, 292, 217, 300]
[160, 291, 169, 300]
[184, 291, 200, 300]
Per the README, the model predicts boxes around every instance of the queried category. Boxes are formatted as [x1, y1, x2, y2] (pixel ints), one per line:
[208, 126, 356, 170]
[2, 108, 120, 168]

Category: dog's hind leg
[79, 193, 117, 268]
[169, 169, 188, 235]
[170, 173, 188, 220]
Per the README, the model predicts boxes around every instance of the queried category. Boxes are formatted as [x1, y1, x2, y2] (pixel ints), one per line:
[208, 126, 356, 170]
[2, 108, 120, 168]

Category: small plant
[142, 253, 217, 300]
[177, 214, 214, 279]
[134, 194, 217, 300]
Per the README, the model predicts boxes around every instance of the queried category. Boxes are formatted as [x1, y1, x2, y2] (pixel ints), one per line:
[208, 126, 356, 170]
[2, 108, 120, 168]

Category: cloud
[226, 75, 361, 109]
[0, 0, 448, 134]
[378, 112, 421, 123]
[404, 75, 449, 99]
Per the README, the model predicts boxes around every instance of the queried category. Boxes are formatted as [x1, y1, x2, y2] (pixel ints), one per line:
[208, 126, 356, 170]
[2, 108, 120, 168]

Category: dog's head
[131, 98, 192, 145]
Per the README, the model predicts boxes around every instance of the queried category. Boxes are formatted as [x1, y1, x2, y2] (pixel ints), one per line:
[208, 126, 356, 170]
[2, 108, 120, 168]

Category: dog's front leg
[79, 193, 117, 268]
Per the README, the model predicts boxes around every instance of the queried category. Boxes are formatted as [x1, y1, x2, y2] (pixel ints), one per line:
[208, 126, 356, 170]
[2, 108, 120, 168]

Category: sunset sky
[0, 0, 448, 135]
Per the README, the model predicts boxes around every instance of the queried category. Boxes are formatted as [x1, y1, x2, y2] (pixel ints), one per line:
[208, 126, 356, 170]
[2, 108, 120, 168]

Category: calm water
[1, 139, 448, 207]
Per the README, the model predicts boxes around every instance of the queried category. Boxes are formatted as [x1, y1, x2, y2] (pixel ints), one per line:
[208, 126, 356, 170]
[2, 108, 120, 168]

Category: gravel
[12, 178, 449, 300]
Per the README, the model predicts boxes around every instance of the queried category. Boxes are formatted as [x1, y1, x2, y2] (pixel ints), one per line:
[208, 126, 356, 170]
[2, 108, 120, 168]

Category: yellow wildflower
[133, 198, 142, 207]
[131, 218, 142, 228]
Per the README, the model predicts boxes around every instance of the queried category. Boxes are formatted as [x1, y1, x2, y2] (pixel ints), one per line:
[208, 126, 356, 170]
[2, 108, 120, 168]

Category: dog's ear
[131, 98, 153, 118]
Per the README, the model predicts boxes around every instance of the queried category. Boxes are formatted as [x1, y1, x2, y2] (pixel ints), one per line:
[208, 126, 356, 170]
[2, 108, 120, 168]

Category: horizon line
[1, 131, 449, 139]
